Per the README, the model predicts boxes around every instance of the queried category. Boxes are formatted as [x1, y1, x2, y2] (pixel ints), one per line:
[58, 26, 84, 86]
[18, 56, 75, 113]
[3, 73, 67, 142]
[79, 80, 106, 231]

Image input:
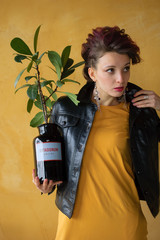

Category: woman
[33, 26, 160, 239]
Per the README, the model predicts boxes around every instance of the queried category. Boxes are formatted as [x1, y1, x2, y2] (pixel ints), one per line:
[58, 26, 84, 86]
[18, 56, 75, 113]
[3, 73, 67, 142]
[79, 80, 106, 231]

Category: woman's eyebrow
[125, 62, 130, 65]
[103, 62, 130, 68]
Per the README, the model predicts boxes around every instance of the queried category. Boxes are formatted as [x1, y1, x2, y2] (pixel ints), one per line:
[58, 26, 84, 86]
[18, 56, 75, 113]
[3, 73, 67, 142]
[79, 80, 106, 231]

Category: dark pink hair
[81, 26, 141, 82]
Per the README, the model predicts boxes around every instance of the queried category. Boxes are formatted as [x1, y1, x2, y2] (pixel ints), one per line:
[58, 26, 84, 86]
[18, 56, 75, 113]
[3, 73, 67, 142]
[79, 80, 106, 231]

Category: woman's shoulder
[51, 95, 80, 115]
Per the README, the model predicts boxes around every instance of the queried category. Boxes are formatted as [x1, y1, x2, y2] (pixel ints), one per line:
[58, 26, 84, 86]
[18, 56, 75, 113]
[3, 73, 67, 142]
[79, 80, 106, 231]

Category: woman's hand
[132, 90, 160, 111]
[32, 169, 63, 194]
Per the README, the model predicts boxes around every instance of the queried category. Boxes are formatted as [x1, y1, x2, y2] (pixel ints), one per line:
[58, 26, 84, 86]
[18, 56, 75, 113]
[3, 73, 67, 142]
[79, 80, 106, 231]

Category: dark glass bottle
[33, 123, 65, 183]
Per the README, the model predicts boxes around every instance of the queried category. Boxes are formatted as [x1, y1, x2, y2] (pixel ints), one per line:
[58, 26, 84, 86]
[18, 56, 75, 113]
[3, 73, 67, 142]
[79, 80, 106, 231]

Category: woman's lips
[114, 87, 124, 92]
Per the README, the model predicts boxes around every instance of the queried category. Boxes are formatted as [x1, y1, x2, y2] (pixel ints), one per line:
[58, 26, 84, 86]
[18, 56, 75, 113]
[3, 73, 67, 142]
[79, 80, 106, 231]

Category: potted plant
[10, 25, 84, 183]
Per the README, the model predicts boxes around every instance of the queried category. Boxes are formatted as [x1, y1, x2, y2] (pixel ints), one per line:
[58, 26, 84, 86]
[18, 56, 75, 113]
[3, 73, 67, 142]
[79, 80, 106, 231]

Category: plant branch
[45, 85, 58, 102]
[36, 64, 48, 123]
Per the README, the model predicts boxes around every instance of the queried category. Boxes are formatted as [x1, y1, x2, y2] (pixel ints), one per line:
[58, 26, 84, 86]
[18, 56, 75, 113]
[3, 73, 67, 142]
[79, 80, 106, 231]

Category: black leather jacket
[50, 82, 160, 218]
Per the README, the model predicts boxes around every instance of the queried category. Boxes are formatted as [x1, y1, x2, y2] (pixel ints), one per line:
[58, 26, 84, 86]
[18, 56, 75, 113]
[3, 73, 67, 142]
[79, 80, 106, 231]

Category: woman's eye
[106, 68, 114, 73]
[124, 66, 130, 72]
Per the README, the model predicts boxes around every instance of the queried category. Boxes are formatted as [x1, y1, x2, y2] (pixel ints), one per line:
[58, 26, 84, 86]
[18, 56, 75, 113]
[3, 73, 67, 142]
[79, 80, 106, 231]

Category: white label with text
[36, 142, 62, 162]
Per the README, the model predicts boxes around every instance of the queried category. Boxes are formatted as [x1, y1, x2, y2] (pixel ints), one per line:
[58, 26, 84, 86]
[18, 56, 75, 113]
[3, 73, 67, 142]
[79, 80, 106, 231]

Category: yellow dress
[55, 102, 148, 240]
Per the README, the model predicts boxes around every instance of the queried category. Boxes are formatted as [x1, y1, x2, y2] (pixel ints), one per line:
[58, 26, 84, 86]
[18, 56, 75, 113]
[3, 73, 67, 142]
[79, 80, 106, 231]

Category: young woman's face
[89, 52, 130, 101]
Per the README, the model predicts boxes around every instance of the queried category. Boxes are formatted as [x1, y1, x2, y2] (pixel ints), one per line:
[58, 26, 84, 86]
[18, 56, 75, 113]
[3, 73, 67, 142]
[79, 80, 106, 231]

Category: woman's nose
[116, 73, 124, 83]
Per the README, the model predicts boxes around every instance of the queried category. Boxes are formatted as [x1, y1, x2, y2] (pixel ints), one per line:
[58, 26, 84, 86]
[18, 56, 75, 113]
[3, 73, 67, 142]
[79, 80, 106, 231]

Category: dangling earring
[93, 83, 101, 109]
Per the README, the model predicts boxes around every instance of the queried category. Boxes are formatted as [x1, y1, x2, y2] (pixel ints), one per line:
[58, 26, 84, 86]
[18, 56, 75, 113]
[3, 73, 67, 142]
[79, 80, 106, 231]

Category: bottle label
[35, 142, 62, 162]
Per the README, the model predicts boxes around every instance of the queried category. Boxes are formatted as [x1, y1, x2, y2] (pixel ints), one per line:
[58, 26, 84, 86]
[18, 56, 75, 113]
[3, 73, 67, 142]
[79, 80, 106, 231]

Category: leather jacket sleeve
[155, 112, 160, 141]
[158, 118, 160, 141]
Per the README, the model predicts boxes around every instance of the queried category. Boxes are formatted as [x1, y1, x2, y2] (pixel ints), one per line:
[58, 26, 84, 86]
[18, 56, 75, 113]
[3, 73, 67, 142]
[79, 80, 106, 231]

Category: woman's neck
[101, 98, 119, 106]
[92, 93, 119, 106]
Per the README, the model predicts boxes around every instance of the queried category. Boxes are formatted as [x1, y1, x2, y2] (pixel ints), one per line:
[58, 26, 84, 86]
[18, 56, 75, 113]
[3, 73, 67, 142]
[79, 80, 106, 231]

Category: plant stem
[45, 85, 58, 102]
[36, 64, 48, 123]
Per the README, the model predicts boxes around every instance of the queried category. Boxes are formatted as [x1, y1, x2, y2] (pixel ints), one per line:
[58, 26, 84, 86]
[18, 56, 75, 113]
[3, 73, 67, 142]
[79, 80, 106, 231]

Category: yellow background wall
[0, 0, 160, 239]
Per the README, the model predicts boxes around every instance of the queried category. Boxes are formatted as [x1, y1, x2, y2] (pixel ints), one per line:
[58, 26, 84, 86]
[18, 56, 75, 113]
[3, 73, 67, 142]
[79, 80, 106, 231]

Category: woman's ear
[88, 67, 96, 82]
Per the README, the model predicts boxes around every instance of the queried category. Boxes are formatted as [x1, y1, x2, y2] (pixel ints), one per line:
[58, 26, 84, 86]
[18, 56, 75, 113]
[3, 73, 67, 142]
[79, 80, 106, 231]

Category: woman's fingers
[40, 179, 63, 194]
[132, 90, 152, 103]
[54, 181, 63, 185]
[132, 90, 160, 111]
[32, 169, 40, 186]
[32, 169, 63, 193]
[32, 168, 36, 180]
[133, 89, 152, 97]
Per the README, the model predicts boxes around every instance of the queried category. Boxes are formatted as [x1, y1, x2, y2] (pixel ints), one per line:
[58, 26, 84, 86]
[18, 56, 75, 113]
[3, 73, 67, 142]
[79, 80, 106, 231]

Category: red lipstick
[114, 87, 124, 92]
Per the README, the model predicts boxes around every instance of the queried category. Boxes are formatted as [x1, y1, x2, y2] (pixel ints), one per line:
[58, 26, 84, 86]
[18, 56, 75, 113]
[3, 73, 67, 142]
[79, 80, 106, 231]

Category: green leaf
[46, 86, 58, 100]
[10, 37, 32, 55]
[64, 58, 74, 70]
[41, 80, 54, 87]
[69, 61, 85, 70]
[58, 91, 79, 105]
[48, 51, 62, 80]
[30, 112, 44, 127]
[27, 60, 33, 72]
[61, 46, 71, 68]
[14, 68, 27, 88]
[27, 99, 34, 113]
[46, 98, 52, 109]
[48, 51, 62, 67]
[36, 94, 41, 101]
[34, 25, 41, 53]
[25, 76, 36, 82]
[34, 99, 43, 110]
[61, 69, 75, 79]
[48, 66, 57, 74]
[51, 100, 56, 107]
[34, 95, 52, 110]
[27, 84, 38, 100]
[34, 95, 43, 109]
[65, 92, 79, 105]
[15, 84, 31, 93]
[62, 79, 80, 85]
[56, 80, 64, 87]
[14, 54, 28, 63]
